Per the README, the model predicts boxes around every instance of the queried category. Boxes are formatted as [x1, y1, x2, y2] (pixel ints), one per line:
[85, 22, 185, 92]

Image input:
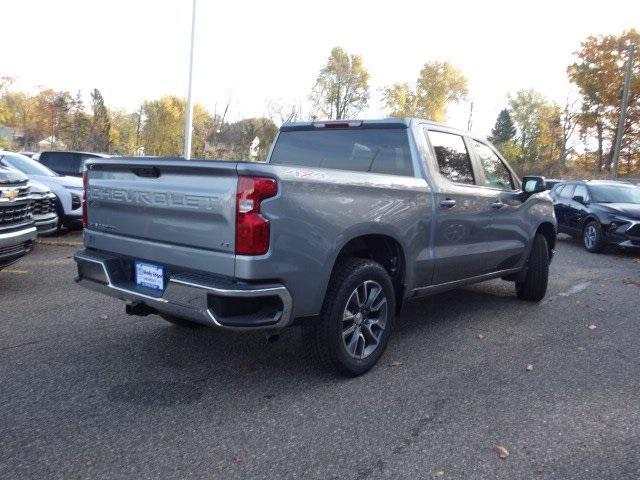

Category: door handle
[440, 198, 456, 208]
[490, 201, 504, 209]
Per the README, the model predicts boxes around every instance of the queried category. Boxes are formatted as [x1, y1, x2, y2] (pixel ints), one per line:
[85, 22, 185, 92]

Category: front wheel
[583, 221, 605, 253]
[305, 258, 395, 377]
[516, 233, 549, 302]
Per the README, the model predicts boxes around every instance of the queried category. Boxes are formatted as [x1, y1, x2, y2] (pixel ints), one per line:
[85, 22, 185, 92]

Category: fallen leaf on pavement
[623, 279, 640, 287]
[535, 466, 545, 473]
[587, 324, 597, 330]
[495, 445, 509, 459]
[389, 361, 403, 367]
[526, 364, 534, 371]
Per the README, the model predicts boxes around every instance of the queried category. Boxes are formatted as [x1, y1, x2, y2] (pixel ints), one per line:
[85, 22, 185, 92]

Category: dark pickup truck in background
[74, 118, 556, 376]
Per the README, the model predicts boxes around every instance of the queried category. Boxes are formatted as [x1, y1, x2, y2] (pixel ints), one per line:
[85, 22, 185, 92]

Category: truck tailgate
[86, 159, 237, 254]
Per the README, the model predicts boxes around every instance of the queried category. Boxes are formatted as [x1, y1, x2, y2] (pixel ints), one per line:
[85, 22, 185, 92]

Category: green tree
[489, 109, 516, 144]
[311, 47, 370, 119]
[507, 89, 546, 169]
[89, 89, 111, 152]
[383, 61, 467, 121]
[60, 91, 91, 150]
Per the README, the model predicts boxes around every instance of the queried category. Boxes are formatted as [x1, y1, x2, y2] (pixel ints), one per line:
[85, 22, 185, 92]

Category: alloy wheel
[341, 280, 388, 359]
[584, 224, 597, 249]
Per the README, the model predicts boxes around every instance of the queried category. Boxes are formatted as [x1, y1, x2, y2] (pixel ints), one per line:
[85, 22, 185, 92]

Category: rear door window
[573, 184, 589, 202]
[269, 128, 414, 176]
[427, 130, 474, 185]
[41, 152, 78, 174]
[559, 184, 575, 199]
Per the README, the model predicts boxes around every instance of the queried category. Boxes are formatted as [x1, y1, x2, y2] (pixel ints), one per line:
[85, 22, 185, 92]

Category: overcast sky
[5, 0, 639, 136]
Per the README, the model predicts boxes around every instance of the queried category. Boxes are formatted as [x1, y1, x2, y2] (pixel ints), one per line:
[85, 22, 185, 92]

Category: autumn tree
[311, 47, 370, 119]
[110, 109, 140, 155]
[206, 117, 277, 161]
[141, 96, 212, 157]
[568, 29, 640, 174]
[383, 61, 467, 121]
[501, 89, 577, 176]
[0, 76, 12, 125]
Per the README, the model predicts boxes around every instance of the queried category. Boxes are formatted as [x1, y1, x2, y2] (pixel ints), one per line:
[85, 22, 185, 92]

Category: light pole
[183, 0, 197, 159]
[612, 45, 635, 177]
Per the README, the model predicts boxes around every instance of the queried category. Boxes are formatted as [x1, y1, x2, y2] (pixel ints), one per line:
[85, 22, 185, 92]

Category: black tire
[304, 258, 395, 377]
[160, 314, 204, 328]
[516, 234, 549, 302]
[582, 220, 605, 253]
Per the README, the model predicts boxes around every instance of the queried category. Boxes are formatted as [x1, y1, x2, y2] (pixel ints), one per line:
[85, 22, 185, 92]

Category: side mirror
[573, 195, 587, 205]
[522, 176, 546, 194]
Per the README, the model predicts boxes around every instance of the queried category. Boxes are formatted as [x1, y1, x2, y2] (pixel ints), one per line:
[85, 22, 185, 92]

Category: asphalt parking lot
[1, 233, 639, 479]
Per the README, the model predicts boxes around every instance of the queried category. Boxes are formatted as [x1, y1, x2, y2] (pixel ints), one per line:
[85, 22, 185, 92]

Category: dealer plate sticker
[135, 261, 165, 291]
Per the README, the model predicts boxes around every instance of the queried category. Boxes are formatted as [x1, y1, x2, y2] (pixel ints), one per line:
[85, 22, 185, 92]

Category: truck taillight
[236, 176, 277, 255]
[82, 169, 88, 228]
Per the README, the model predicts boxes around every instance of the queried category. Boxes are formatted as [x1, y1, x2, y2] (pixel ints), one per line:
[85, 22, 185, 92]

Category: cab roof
[280, 118, 471, 136]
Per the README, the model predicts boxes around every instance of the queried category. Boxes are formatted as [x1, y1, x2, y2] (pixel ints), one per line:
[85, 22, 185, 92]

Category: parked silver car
[0, 166, 36, 270]
[0, 152, 83, 229]
[28, 180, 58, 235]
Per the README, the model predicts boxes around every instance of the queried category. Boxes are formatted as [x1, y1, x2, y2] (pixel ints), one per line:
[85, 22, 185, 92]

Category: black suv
[38, 151, 109, 177]
[550, 180, 640, 252]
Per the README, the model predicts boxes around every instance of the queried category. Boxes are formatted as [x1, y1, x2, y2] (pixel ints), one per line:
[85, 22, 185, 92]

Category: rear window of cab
[270, 128, 414, 177]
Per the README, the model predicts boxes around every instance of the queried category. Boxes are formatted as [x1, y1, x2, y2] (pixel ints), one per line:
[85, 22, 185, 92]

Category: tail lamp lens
[236, 176, 277, 255]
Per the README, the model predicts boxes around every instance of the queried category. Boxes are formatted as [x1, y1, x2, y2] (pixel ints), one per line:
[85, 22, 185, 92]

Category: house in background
[0, 126, 14, 146]
[37, 136, 66, 151]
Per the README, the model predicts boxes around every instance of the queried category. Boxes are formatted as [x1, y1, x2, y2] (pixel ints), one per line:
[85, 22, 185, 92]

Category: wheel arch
[325, 232, 407, 314]
[535, 221, 556, 260]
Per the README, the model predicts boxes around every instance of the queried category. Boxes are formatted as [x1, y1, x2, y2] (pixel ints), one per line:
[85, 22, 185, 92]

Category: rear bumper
[0, 225, 37, 267]
[74, 249, 293, 330]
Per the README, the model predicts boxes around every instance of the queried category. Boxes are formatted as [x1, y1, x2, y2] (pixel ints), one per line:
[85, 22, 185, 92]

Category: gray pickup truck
[75, 118, 556, 376]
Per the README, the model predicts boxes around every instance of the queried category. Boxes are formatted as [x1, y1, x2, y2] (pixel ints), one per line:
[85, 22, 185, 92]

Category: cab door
[425, 129, 495, 284]
[467, 140, 527, 274]
[566, 184, 590, 231]
[556, 184, 576, 233]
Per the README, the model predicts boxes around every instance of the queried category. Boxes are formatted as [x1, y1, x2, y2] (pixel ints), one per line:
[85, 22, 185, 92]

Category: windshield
[590, 185, 640, 204]
[1, 153, 59, 177]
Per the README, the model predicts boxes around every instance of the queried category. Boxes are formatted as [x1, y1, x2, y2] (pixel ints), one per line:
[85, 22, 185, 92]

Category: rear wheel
[583, 221, 605, 253]
[516, 233, 549, 302]
[305, 258, 395, 377]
